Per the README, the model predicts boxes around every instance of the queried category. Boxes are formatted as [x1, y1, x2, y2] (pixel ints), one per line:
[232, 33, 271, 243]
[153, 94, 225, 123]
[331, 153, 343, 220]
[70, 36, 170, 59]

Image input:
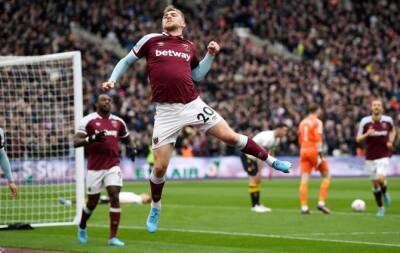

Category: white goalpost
[0, 51, 84, 227]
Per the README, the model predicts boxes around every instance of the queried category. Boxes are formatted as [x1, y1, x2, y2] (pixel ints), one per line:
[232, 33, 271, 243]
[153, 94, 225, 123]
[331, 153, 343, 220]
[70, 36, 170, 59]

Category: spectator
[1, 0, 399, 157]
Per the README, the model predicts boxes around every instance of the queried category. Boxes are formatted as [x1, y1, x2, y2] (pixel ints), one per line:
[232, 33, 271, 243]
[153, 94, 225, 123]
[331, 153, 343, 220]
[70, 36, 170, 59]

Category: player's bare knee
[153, 162, 168, 175]
[301, 174, 310, 184]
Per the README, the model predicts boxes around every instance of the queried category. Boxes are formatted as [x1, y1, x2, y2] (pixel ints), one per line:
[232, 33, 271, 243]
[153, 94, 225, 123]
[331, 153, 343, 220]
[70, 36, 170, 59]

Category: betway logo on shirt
[370, 130, 388, 136]
[95, 130, 118, 137]
[155, 49, 190, 62]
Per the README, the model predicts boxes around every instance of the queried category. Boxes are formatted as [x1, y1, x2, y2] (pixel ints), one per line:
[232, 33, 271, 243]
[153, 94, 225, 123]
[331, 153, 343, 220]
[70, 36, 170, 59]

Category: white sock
[266, 155, 277, 166]
[83, 206, 92, 215]
[150, 171, 165, 184]
[236, 134, 248, 150]
[318, 201, 325, 206]
[151, 201, 161, 209]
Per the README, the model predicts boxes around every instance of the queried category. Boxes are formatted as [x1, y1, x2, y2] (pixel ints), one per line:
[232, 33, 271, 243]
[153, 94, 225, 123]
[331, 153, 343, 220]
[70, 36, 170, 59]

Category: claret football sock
[109, 207, 121, 238]
[242, 138, 269, 161]
[150, 172, 165, 202]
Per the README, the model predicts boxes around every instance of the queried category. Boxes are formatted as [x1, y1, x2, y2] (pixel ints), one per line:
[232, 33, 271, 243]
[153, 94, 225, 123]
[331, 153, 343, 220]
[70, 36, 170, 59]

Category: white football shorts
[86, 166, 123, 194]
[152, 97, 222, 149]
[365, 157, 389, 180]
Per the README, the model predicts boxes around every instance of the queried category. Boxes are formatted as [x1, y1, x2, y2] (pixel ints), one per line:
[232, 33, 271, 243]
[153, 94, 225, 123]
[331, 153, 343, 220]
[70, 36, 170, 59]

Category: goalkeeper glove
[86, 130, 106, 143]
[126, 146, 137, 162]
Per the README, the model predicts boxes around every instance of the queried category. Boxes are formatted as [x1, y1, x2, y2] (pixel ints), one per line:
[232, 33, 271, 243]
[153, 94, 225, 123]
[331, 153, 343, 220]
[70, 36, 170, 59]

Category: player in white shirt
[240, 123, 288, 213]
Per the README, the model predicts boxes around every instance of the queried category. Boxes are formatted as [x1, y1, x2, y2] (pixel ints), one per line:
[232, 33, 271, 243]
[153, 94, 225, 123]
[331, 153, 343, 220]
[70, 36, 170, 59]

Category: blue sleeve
[109, 52, 139, 83]
[191, 53, 214, 82]
[0, 148, 13, 182]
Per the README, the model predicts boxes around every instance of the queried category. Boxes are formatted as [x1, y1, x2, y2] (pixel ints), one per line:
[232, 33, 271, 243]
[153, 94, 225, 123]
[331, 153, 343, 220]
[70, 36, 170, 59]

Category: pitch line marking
[289, 231, 400, 236]
[91, 224, 400, 248]
[163, 204, 400, 217]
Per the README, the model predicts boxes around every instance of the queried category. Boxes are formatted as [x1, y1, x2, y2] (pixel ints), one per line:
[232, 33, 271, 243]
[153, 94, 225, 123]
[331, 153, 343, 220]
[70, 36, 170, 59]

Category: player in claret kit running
[102, 5, 292, 233]
[356, 99, 396, 217]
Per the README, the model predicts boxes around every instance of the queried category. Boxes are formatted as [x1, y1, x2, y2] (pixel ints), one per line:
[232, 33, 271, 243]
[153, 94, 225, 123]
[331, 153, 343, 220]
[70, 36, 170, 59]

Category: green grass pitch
[1, 177, 399, 253]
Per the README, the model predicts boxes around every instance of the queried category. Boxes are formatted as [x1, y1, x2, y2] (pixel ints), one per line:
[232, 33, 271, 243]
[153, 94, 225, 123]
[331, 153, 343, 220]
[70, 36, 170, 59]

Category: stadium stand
[1, 0, 399, 157]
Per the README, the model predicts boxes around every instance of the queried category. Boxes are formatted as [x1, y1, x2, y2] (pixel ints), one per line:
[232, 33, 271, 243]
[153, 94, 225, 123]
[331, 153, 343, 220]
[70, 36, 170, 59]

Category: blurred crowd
[1, 0, 400, 158]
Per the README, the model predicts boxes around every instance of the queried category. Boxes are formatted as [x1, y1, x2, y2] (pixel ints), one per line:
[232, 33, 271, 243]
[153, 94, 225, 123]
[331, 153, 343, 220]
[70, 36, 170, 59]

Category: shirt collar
[162, 32, 184, 39]
[96, 112, 110, 119]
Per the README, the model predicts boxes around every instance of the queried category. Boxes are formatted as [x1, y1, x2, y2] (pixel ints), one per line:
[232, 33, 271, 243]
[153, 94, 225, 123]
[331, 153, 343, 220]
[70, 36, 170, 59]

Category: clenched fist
[101, 81, 115, 91]
[207, 41, 220, 56]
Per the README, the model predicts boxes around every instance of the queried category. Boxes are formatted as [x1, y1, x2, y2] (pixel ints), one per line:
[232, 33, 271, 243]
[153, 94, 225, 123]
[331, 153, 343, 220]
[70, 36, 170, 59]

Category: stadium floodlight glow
[0, 51, 84, 228]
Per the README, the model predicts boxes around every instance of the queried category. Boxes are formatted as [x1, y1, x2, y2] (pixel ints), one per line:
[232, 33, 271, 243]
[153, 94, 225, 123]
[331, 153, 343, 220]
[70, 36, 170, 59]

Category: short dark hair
[307, 104, 320, 114]
[275, 122, 288, 129]
[95, 93, 111, 103]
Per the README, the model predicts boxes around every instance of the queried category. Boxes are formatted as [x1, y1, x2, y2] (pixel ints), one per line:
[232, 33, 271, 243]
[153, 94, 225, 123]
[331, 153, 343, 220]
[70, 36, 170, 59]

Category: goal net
[0, 51, 84, 227]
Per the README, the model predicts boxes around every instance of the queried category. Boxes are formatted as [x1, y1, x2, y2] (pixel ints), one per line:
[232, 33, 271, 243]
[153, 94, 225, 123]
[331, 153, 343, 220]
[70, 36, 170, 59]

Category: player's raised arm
[191, 41, 220, 81]
[102, 52, 139, 91]
[207, 41, 220, 56]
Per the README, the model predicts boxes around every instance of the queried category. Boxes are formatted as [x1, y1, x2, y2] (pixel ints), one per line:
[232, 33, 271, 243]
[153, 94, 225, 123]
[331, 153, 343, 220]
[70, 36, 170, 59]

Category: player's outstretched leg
[207, 121, 292, 173]
[241, 135, 291, 173]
